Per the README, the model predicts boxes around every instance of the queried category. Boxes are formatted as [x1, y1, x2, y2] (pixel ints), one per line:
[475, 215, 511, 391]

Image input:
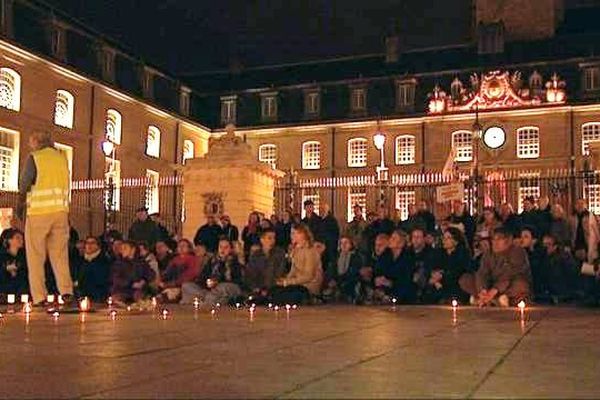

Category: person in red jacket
[158, 239, 200, 302]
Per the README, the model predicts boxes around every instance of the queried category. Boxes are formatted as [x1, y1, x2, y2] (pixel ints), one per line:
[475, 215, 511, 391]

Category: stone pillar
[182, 124, 284, 240]
[0, 0, 13, 39]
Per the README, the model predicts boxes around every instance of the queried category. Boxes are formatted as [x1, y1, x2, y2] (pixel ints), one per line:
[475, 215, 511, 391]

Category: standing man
[17, 131, 74, 307]
[128, 207, 160, 248]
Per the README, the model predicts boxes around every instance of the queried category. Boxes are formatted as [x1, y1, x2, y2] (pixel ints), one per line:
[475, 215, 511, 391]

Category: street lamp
[101, 140, 116, 231]
[470, 108, 483, 213]
[373, 129, 388, 206]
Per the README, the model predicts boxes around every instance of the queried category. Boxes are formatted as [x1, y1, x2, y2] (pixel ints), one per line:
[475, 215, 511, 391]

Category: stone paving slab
[0, 305, 598, 399]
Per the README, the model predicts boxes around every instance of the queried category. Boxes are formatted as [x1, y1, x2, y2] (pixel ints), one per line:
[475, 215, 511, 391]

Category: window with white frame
[350, 87, 366, 112]
[396, 190, 416, 221]
[0, 127, 19, 191]
[302, 141, 321, 170]
[582, 123, 600, 156]
[347, 187, 367, 222]
[347, 138, 367, 167]
[584, 67, 600, 91]
[585, 174, 600, 215]
[518, 174, 540, 213]
[182, 139, 194, 163]
[104, 157, 121, 211]
[0, 68, 21, 112]
[54, 90, 74, 129]
[395, 135, 415, 165]
[54, 143, 73, 185]
[452, 130, 473, 162]
[261, 94, 277, 120]
[305, 91, 320, 116]
[397, 81, 416, 109]
[146, 125, 161, 158]
[105, 109, 122, 144]
[258, 144, 277, 168]
[301, 191, 320, 219]
[220, 96, 237, 125]
[145, 169, 160, 214]
[517, 127, 540, 159]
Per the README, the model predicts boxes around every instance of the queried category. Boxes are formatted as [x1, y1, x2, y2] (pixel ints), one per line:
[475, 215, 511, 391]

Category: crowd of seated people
[1, 195, 600, 309]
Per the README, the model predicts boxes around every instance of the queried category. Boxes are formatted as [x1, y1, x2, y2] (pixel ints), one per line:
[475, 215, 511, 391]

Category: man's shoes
[498, 294, 510, 308]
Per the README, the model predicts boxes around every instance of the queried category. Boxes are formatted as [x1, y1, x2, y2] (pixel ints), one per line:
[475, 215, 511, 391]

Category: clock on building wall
[483, 126, 506, 150]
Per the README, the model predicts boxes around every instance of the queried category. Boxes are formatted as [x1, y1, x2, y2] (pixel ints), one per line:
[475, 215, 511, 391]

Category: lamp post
[101, 140, 116, 231]
[470, 108, 483, 213]
[373, 129, 388, 207]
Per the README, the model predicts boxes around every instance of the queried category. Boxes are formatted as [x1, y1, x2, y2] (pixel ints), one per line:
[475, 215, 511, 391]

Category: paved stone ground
[0, 304, 599, 399]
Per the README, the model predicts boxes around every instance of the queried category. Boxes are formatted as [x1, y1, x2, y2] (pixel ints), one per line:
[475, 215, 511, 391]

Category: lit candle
[23, 302, 32, 314]
[210, 309, 216, 316]
[215, 302, 221, 308]
[7, 294, 15, 304]
[52, 310, 60, 319]
[58, 296, 64, 305]
[193, 297, 200, 309]
[391, 298, 398, 305]
[79, 297, 91, 312]
[292, 304, 298, 310]
[267, 303, 273, 309]
[285, 304, 291, 311]
[451, 299, 458, 308]
[151, 297, 157, 308]
[517, 300, 526, 310]
[107, 296, 113, 307]
[274, 305, 280, 311]
[161, 309, 169, 319]
[109, 309, 117, 320]
[20, 294, 29, 304]
[235, 302, 241, 309]
[47, 294, 55, 303]
[126, 306, 131, 312]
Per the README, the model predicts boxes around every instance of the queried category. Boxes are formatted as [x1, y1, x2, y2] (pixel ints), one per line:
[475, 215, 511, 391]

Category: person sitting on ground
[472, 233, 491, 271]
[108, 238, 123, 263]
[128, 207, 160, 248]
[159, 239, 201, 302]
[193, 215, 223, 254]
[324, 235, 364, 303]
[77, 236, 111, 302]
[460, 227, 531, 307]
[272, 224, 323, 305]
[245, 228, 288, 301]
[357, 233, 389, 304]
[155, 240, 174, 273]
[0, 229, 28, 301]
[519, 226, 546, 299]
[138, 242, 160, 280]
[425, 227, 472, 304]
[110, 241, 155, 306]
[406, 228, 438, 303]
[181, 237, 243, 306]
[373, 229, 413, 303]
[541, 233, 578, 303]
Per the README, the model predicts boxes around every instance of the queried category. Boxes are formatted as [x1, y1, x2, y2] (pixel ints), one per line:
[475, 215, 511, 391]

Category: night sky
[41, 0, 472, 75]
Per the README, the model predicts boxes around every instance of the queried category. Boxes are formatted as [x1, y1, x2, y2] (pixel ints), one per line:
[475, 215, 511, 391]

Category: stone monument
[182, 124, 284, 240]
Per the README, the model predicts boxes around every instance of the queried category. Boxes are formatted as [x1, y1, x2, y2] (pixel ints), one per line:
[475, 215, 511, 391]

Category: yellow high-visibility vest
[26, 147, 70, 216]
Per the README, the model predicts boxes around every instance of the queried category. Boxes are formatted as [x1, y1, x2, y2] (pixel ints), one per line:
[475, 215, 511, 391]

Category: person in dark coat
[416, 201, 437, 233]
[519, 196, 540, 232]
[326, 236, 364, 303]
[245, 229, 288, 296]
[150, 213, 177, 249]
[320, 203, 340, 275]
[499, 203, 521, 237]
[370, 205, 396, 238]
[0, 229, 28, 298]
[275, 210, 293, 251]
[406, 228, 438, 303]
[519, 226, 546, 299]
[220, 215, 239, 243]
[128, 207, 160, 248]
[541, 233, 579, 303]
[110, 241, 156, 306]
[241, 212, 261, 256]
[374, 230, 413, 303]
[302, 199, 323, 242]
[77, 236, 111, 302]
[155, 240, 174, 273]
[193, 215, 223, 254]
[446, 201, 476, 248]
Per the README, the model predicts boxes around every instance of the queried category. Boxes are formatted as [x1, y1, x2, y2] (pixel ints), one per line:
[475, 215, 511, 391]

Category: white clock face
[483, 126, 506, 149]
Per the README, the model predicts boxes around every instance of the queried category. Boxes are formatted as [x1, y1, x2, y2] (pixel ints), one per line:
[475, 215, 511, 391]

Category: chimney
[179, 85, 191, 116]
[0, 0, 14, 39]
[96, 43, 116, 83]
[140, 65, 155, 100]
[46, 18, 68, 63]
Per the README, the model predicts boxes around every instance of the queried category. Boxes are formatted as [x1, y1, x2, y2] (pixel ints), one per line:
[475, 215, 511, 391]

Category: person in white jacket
[569, 199, 600, 263]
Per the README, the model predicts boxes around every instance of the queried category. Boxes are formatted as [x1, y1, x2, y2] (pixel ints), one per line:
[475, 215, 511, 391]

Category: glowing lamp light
[373, 132, 386, 151]
[517, 300, 526, 310]
[20, 294, 29, 304]
[79, 297, 91, 312]
[7, 294, 15, 305]
[101, 140, 115, 157]
[451, 299, 458, 308]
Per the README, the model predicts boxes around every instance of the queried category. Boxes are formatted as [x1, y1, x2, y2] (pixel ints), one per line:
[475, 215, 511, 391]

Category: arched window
[258, 144, 277, 167]
[517, 127, 540, 159]
[347, 138, 367, 167]
[105, 109, 122, 144]
[54, 90, 75, 129]
[0, 68, 21, 111]
[395, 135, 415, 165]
[452, 130, 472, 162]
[145, 169, 160, 214]
[302, 141, 321, 170]
[146, 125, 161, 158]
[582, 123, 600, 156]
[182, 139, 194, 163]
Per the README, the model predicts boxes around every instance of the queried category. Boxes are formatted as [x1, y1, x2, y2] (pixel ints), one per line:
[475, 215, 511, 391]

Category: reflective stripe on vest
[26, 147, 70, 216]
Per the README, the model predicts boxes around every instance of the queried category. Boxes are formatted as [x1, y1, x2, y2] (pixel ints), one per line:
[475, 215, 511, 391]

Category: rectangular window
[104, 157, 121, 211]
[258, 144, 277, 168]
[452, 131, 473, 162]
[585, 175, 600, 215]
[348, 138, 367, 167]
[397, 82, 415, 109]
[584, 67, 600, 91]
[518, 174, 540, 213]
[0, 127, 19, 191]
[347, 187, 367, 222]
[145, 169, 160, 214]
[302, 141, 321, 170]
[582, 123, 600, 156]
[517, 127, 540, 159]
[396, 135, 415, 165]
[305, 91, 320, 116]
[396, 190, 416, 221]
[182, 139, 194, 164]
[301, 191, 320, 219]
[261, 94, 277, 120]
[350, 88, 366, 112]
[220, 96, 237, 125]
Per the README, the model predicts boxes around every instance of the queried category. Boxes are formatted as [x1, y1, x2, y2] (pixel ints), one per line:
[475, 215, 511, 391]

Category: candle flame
[80, 297, 91, 312]
[517, 300, 526, 310]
